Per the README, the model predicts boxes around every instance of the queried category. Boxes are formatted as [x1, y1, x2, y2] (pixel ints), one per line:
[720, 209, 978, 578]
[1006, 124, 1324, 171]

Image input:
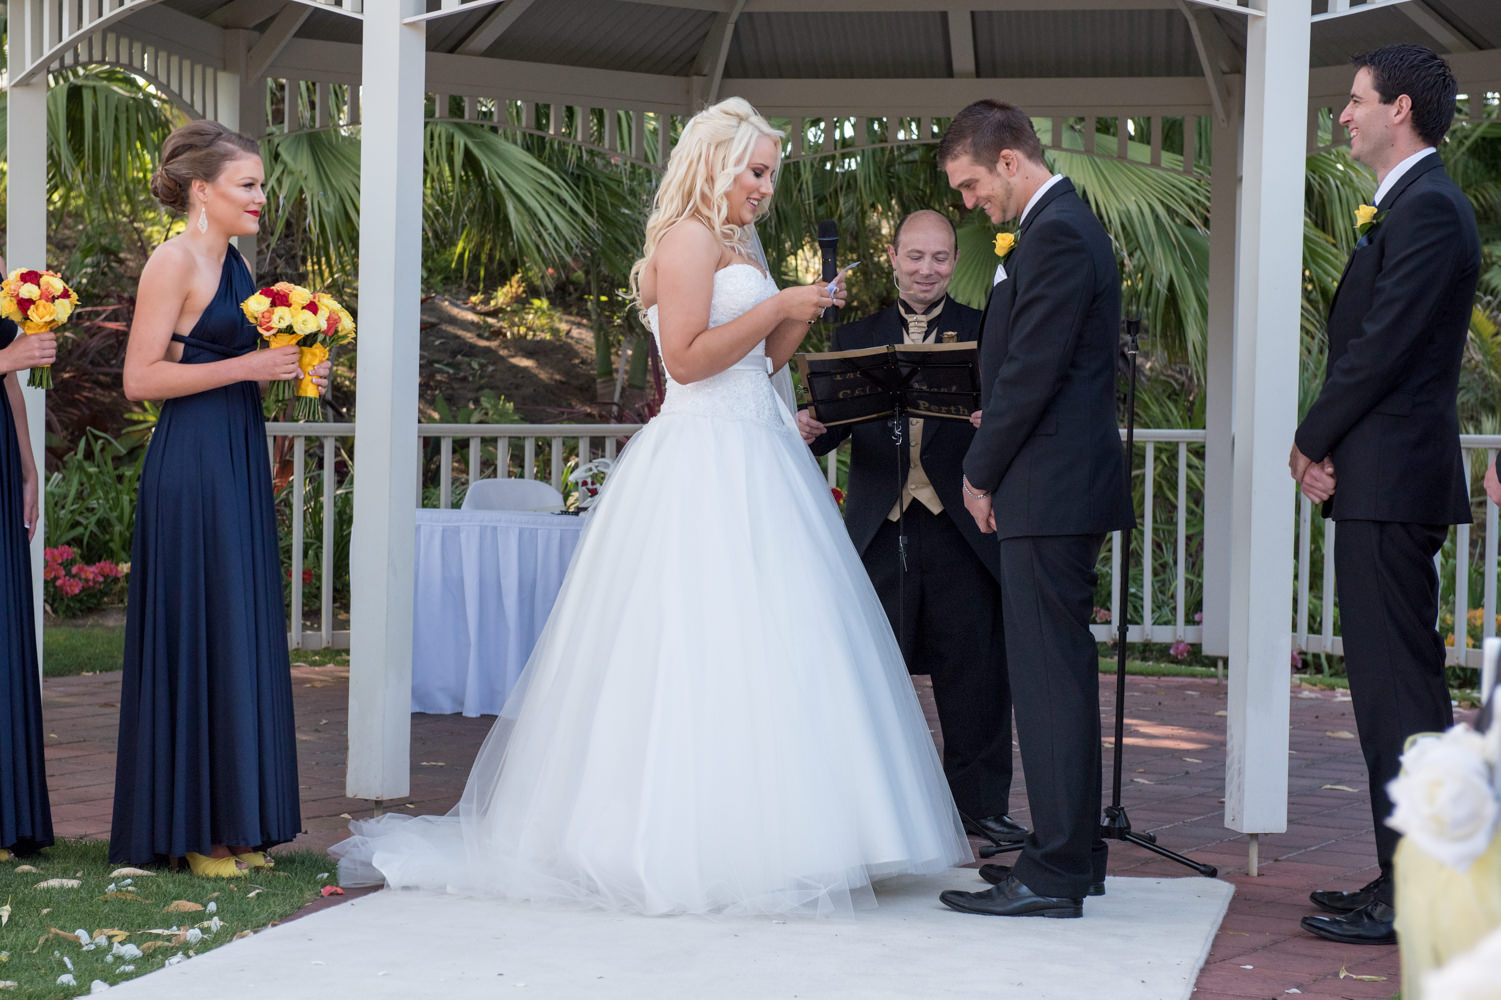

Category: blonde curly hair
[628, 97, 784, 316]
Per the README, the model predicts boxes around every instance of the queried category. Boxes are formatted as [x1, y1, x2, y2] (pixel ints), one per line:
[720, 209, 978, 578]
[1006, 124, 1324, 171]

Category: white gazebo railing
[269, 421, 1501, 673]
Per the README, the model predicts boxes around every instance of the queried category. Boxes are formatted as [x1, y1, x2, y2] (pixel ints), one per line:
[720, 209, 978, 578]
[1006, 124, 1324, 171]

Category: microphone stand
[1100, 314, 1217, 877]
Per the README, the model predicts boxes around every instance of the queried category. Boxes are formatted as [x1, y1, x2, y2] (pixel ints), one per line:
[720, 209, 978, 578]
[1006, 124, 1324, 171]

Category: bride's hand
[782, 281, 847, 326]
[243, 344, 302, 382]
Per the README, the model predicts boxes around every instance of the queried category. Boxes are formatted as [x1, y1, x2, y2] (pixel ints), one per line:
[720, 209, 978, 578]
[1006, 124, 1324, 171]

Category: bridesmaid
[110, 121, 325, 875]
[0, 260, 56, 862]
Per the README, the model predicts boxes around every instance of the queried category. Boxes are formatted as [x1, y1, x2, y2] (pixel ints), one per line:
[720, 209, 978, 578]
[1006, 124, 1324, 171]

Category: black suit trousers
[1334, 519, 1454, 893]
[865, 506, 1013, 818]
[999, 533, 1107, 900]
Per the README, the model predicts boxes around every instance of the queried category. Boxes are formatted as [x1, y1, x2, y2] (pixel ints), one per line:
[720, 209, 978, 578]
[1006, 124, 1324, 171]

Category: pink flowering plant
[43, 545, 128, 617]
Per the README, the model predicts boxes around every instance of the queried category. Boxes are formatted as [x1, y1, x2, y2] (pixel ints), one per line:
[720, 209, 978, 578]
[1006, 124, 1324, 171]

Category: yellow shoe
[0, 849, 12, 862]
[185, 852, 247, 878]
[235, 852, 275, 870]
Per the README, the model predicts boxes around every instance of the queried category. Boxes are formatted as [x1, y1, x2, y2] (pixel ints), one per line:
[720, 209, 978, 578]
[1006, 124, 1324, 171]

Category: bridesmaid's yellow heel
[185, 852, 247, 878]
[235, 851, 274, 870]
[0, 849, 12, 862]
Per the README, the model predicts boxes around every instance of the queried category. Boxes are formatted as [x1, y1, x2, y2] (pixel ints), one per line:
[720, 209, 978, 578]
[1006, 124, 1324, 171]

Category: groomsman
[934, 101, 1133, 918]
[799, 210, 1025, 849]
[1292, 44, 1477, 946]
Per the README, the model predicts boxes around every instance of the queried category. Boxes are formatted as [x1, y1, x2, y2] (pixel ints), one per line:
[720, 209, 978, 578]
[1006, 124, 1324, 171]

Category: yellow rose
[1354, 204, 1378, 228]
[53, 298, 74, 323]
[242, 293, 272, 322]
[993, 232, 1017, 259]
[18, 282, 41, 301]
[270, 306, 293, 330]
[266, 332, 301, 349]
[288, 286, 313, 310]
[28, 298, 57, 325]
[0, 298, 21, 322]
[39, 274, 66, 297]
[296, 343, 330, 399]
[292, 307, 324, 336]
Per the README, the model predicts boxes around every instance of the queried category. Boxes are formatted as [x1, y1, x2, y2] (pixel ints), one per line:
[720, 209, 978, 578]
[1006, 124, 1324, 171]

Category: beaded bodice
[646, 264, 785, 427]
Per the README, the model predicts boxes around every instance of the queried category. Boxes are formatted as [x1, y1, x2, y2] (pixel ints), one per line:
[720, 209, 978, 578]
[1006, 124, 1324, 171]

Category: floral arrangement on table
[565, 458, 613, 512]
[0, 268, 78, 388]
[42, 545, 128, 617]
[240, 283, 356, 420]
[1387, 637, 1501, 999]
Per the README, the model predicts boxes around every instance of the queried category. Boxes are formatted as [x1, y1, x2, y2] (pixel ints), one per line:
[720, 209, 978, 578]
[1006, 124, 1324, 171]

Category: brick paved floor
[43, 664, 1459, 999]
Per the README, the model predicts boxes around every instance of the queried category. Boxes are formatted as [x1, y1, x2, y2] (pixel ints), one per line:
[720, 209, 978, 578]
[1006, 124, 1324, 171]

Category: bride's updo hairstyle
[149, 120, 261, 214]
[629, 97, 784, 314]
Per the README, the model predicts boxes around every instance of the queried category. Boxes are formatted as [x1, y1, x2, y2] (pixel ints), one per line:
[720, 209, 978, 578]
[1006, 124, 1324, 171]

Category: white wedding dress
[331, 264, 970, 915]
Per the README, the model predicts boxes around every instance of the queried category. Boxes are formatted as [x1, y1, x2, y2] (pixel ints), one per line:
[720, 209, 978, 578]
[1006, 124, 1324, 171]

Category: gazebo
[8, 0, 1501, 866]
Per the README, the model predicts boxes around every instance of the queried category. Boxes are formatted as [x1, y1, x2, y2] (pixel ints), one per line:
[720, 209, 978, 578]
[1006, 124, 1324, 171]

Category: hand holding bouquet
[0, 268, 78, 388]
[240, 282, 355, 420]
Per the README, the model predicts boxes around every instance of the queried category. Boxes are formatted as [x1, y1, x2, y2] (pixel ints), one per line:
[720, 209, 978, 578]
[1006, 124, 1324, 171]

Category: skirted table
[411, 508, 586, 716]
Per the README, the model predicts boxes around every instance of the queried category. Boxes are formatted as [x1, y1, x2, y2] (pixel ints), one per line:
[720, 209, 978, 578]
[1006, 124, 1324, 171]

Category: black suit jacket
[963, 178, 1133, 540]
[1295, 154, 1476, 525]
[809, 298, 1000, 581]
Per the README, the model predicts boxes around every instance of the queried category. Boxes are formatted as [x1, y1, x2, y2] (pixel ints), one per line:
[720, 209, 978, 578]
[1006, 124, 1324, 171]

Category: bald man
[799, 210, 1023, 849]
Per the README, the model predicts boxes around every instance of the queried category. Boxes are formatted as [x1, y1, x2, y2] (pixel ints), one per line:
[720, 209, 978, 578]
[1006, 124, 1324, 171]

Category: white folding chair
[461, 478, 565, 512]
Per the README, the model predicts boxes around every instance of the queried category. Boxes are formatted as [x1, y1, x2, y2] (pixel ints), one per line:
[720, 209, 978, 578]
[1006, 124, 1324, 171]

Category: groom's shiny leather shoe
[979, 863, 1104, 897]
[939, 874, 1083, 918]
[1299, 900, 1397, 945]
[1309, 874, 1386, 915]
[961, 813, 1028, 845]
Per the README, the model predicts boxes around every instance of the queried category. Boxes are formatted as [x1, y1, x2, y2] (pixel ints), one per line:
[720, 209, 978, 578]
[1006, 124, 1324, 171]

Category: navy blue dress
[0, 318, 54, 855]
[110, 246, 301, 864]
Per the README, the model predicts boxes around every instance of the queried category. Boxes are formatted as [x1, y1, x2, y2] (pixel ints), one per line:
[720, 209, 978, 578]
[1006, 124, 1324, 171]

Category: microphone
[816, 219, 839, 324]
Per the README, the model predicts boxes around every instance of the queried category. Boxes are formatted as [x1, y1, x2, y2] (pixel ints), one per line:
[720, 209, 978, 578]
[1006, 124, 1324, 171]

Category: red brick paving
[43, 665, 1459, 998]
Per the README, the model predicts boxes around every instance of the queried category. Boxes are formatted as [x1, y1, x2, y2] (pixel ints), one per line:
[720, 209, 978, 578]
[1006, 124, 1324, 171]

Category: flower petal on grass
[107, 869, 152, 878]
[33, 879, 81, 889]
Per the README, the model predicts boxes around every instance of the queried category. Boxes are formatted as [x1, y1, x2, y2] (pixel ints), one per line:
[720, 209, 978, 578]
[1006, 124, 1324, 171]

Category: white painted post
[6, 2, 51, 668]
[1224, 0, 1308, 845]
[1201, 88, 1241, 660]
[347, 0, 426, 801]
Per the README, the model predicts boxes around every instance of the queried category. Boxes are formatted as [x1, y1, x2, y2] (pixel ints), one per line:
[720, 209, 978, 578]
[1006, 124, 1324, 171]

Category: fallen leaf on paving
[1132, 777, 1154, 784]
[1183, 757, 1202, 763]
[1321, 784, 1358, 792]
[33, 879, 81, 890]
[1214, 710, 1227, 717]
[419, 761, 446, 766]
[1325, 730, 1356, 739]
[108, 868, 153, 878]
[162, 901, 204, 913]
[338, 813, 352, 820]
[1337, 967, 1386, 982]
[233, 930, 254, 940]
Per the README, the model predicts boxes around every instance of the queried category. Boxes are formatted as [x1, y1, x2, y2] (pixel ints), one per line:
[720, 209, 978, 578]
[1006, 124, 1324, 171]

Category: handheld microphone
[816, 219, 839, 324]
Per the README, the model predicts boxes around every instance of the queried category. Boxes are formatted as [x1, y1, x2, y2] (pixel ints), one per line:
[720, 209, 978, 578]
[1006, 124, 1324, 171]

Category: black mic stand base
[1100, 804, 1218, 877]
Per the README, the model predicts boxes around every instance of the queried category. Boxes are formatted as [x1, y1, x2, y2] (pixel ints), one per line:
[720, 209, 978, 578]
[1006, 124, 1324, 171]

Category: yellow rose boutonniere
[993, 232, 1017, 260]
[1354, 204, 1385, 239]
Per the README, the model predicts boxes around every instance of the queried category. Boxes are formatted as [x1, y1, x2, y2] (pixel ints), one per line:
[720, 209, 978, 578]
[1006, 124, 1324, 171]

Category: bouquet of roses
[240, 282, 355, 420]
[0, 268, 78, 388]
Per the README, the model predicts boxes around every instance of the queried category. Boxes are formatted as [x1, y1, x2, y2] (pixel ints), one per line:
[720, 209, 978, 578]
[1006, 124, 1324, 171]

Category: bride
[332, 97, 970, 916]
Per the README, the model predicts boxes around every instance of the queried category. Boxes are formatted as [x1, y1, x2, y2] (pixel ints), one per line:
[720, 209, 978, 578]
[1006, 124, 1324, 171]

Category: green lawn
[0, 840, 334, 997]
[43, 625, 349, 677]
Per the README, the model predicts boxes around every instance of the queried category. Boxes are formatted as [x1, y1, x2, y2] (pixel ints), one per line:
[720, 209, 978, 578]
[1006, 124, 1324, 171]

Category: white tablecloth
[411, 508, 586, 716]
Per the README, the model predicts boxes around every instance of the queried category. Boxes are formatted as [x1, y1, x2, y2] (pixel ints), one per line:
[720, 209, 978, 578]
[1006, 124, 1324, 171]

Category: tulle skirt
[332, 403, 970, 916]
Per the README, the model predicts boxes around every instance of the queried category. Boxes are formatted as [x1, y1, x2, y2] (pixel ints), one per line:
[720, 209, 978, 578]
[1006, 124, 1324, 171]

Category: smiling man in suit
[1292, 45, 1478, 947]
[932, 101, 1133, 919]
[798, 210, 1025, 852]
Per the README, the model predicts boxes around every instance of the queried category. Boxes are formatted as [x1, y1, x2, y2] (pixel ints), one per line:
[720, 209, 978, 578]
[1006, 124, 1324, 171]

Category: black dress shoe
[961, 813, 1028, 845]
[979, 863, 1104, 897]
[1309, 874, 1386, 915]
[940, 874, 1083, 918]
[1300, 900, 1396, 945]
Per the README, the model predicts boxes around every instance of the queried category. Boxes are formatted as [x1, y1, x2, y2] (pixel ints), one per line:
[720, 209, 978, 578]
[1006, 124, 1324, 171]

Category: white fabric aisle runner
[103, 870, 1233, 1000]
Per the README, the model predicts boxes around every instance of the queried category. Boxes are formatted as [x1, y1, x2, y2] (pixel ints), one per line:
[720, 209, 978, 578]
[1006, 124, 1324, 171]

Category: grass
[41, 626, 125, 678]
[42, 625, 350, 677]
[0, 840, 334, 998]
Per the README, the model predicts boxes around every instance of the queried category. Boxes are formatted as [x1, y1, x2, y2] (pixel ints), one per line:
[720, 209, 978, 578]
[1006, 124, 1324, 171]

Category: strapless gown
[332, 264, 969, 915]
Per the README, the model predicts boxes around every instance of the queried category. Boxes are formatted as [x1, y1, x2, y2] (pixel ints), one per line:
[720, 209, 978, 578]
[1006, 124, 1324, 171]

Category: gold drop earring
[197, 202, 208, 234]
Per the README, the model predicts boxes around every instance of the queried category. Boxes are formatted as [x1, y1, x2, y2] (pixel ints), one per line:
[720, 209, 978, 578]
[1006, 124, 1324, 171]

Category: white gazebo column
[347, 0, 426, 802]
[1224, 0, 1309, 873]
[218, 29, 268, 269]
[1201, 86, 1242, 662]
[6, 1, 50, 660]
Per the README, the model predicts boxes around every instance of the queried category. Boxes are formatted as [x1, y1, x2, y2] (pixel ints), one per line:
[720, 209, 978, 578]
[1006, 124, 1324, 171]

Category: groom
[1292, 44, 1477, 946]
[935, 101, 1133, 918]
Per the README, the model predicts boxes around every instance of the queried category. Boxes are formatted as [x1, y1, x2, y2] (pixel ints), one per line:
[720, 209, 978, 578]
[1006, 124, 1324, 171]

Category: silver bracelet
[962, 479, 990, 500]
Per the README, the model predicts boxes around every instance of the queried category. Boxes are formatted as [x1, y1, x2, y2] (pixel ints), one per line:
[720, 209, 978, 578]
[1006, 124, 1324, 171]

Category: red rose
[20, 270, 41, 285]
[830, 487, 845, 504]
[270, 289, 291, 307]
